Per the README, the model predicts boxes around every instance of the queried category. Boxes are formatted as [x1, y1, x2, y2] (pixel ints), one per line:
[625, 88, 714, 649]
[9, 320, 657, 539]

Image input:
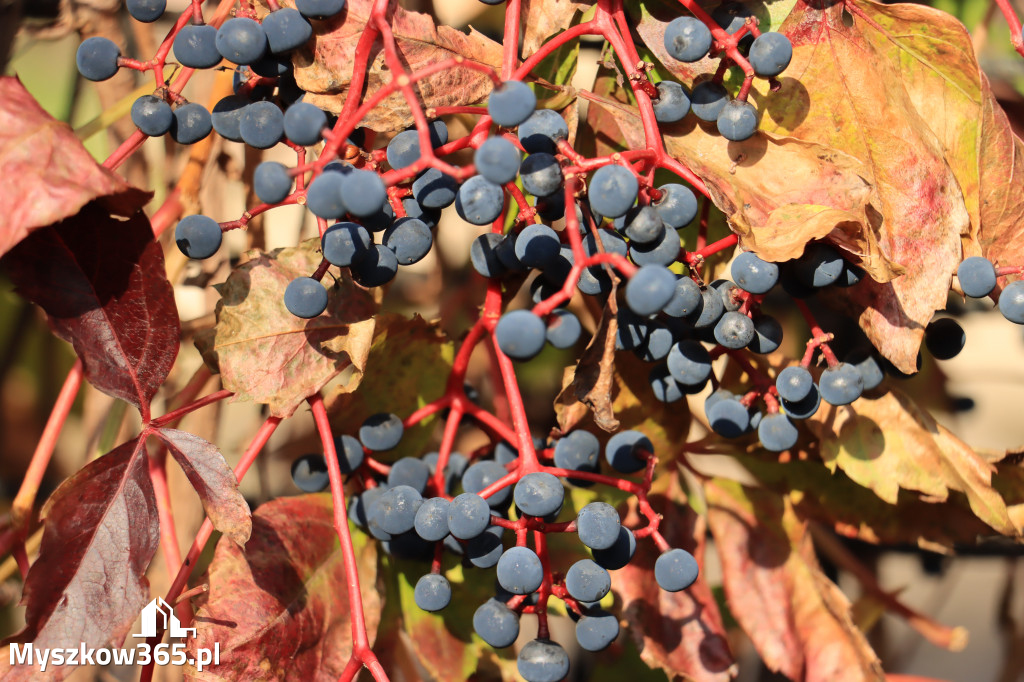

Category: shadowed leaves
[705, 479, 885, 681]
[0, 76, 149, 259]
[155, 428, 252, 546]
[2, 205, 179, 413]
[185, 495, 380, 680]
[197, 239, 378, 418]
[1, 437, 159, 681]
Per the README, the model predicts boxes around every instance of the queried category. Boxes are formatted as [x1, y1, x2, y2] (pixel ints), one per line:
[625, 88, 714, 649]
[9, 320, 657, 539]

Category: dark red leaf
[2, 437, 159, 681]
[155, 428, 252, 546]
[613, 475, 735, 681]
[0, 76, 149, 258]
[185, 494, 381, 680]
[1, 204, 179, 414]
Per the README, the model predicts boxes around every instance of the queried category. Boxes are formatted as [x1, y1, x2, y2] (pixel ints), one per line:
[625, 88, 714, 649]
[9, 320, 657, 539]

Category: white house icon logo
[133, 598, 197, 639]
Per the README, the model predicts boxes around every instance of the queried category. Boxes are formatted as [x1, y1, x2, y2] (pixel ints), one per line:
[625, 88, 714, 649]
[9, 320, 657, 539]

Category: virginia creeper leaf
[198, 239, 378, 418]
[521, 0, 593, 56]
[262, 0, 503, 132]
[326, 315, 452, 460]
[185, 494, 380, 680]
[1, 204, 179, 413]
[155, 428, 252, 546]
[1, 437, 159, 681]
[804, 387, 1018, 536]
[705, 479, 885, 681]
[613, 476, 736, 681]
[0, 76, 149, 259]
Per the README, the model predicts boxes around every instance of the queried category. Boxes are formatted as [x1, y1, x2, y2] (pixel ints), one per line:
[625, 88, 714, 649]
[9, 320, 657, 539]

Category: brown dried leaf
[804, 388, 1017, 536]
[185, 495, 380, 680]
[705, 479, 885, 681]
[614, 475, 736, 681]
[555, 299, 620, 432]
[521, 0, 593, 56]
[199, 239, 378, 418]
[0, 77, 150, 258]
[270, 0, 503, 132]
[1, 437, 158, 681]
[155, 428, 252, 546]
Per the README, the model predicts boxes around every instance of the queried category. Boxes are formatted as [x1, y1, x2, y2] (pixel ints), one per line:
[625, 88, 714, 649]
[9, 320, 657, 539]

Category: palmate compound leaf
[0, 437, 158, 681]
[0, 76, 150, 259]
[154, 428, 251, 546]
[196, 238, 378, 418]
[184, 495, 380, 680]
[1, 204, 178, 413]
[259, 0, 503, 132]
[704, 478, 885, 682]
[612, 473, 735, 681]
[804, 387, 1018, 537]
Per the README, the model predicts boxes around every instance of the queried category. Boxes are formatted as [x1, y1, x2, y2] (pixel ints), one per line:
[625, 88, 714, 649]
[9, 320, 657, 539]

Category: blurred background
[0, 0, 1023, 680]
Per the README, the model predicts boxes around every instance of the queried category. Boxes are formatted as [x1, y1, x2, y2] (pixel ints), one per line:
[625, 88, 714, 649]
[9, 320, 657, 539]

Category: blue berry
[488, 80, 536, 127]
[796, 243, 845, 288]
[211, 95, 248, 142]
[513, 472, 564, 518]
[253, 161, 292, 204]
[334, 434, 364, 474]
[372, 485, 422, 535]
[713, 311, 755, 349]
[664, 16, 712, 62]
[845, 347, 885, 391]
[473, 599, 520, 648]
[924, 318, 965, 360]
[388, 457, 430, 493]
[216, 18, 267, 65]
[577, 502, 620, 550]
[626, 265, 677, 316]
[591, 527, 636, 570]
[497, 546, 543, 595]
[283, 101, 327, 146]
[605, 430, 651, 473]
[173, 25, 221, 69]
[517, 109, 568, 154]
[999, 280, 1024, 324]
[732, 251, 779, 294]
[291, 454, 328, 492]
[707, 397, 750, 438]
[76, 37, 121, 81]
[175, 215, 222, 259]
[662, 276, 702, 317]
[447, 492, 491, 540]
[589, 165, 638, 219]
[819, 363, 864, 405]
[351, 244, 399, 287]
[518, 639, 569, 682]
[667, 340, 712, 386]
[750, 314, 783, 354]
[131, 95, 173, 137]
[496, 310, 547, 360]
[461, 460, 512, 507]
[545, 309, 581, 349]
[958, 256, 997, 298]
[284, 277, 328, 318]
[414, 574, 451, 612]
[690, 81, 729, 122]
[653, 183, 698, 229]
[171, 103, 212, 145]
[620, 206, 666, 245]
[412, 168, 458, 209]
[239, 101, 284, 149]
[553, 430, 600, 483]
[126, 0, 166, 22]
[262, 8, 313, 54]
[520, 153, 563, 197]
[306, 172, 348, 219]
[652, 80, 691, 123]
[475, 136, 521, 184]
[470, 233, 506, 278]
[455, 176, 505, 225]
[414, 497, 451, 542]
[691, 287, 725, 328]
[776, 366, 813, 402]
[359, 413, 404, 451]
[717, 100, 758, 141]
[566, 559, 611, 602]
[655, 548, 699, 591]
[323, 221, 371, 267]
[781, 384, 821, 420]
[295, 0, 347, 18]
[758, 413, 799, 451]
[576, 610, 619, 652]
[383, 217, 432, 265]
[341, 169, 387, 217]
[749, 32, 793, 78]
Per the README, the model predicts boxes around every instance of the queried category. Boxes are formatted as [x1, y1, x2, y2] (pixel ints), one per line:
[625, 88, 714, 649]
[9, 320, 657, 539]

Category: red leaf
[1, 437, 159, 681]
[185, 495, 381, 680]
[1, 204, 179, 413]
[155, 428, 252, 546]
[0, 76, 149, 258]
[613, 476, 736, 681]
[705, 479, 884, 681]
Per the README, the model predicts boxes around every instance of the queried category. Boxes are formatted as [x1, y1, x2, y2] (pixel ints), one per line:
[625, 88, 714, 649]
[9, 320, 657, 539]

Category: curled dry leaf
[705, 479, 885, 682]
[197, 239, 378, 418]
[520, 0, 594, 57]
[155, 428, 252, 546]
[1, 205, 179, 413]
[614, 475, 736, 681]
[0, 437, 158, 681]
[0, 76, 149, 258]
[804, 388, 1018, 537]
[263, 0, 502, 132]
[186, 495, 381, 680]
[555, 298, 621, 432]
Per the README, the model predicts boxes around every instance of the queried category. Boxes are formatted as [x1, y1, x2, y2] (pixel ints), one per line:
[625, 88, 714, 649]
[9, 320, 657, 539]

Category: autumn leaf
[2, 205, 179, 414]
[155, 428, 252, 546]
[261, 0, 503, 132]
[186, 495, 380, 681]
[1, 437, 159, 681]
[705, 479, 885, 681]
[326, 314, 452, 460]
[521, 0, 593, 56]
[198, 239, 378, 418]
[614, 476, 735, 681]
[0, 76, 150, 259]
[804, 387, 1017, 537]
